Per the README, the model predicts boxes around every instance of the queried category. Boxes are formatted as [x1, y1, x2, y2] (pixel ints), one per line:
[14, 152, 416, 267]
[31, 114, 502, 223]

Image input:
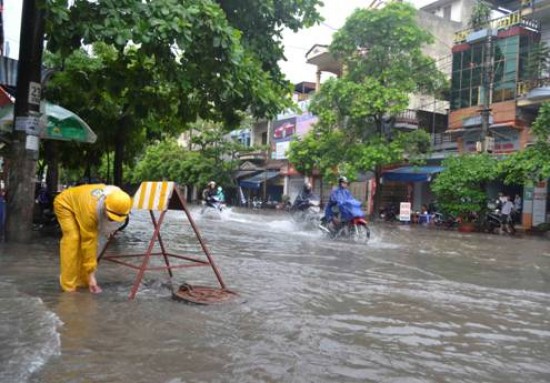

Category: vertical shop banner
[399, 202, 411, 222]
[532, 181, 548, 226]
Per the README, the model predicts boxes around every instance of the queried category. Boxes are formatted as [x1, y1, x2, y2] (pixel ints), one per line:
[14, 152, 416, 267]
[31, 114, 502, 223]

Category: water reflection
[0, 207, 549, 383]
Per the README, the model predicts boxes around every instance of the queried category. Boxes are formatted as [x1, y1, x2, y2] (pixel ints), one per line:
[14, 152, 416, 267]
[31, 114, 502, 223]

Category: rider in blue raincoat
[322, 176, 364, 227]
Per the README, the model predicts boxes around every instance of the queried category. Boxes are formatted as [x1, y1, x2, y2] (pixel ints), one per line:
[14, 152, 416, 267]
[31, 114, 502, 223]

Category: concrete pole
[480, 27, 493, 152]
[315, 70, 321, 92]
[6, 0, 45, 242]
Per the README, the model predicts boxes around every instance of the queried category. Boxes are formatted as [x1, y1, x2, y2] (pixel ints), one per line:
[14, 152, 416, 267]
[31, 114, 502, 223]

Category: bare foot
[88, 273, 103, 294]
[89, 284, 103, 294]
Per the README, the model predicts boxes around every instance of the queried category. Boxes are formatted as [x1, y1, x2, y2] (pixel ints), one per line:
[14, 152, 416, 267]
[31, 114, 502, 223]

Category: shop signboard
[399, 202, 411, 222]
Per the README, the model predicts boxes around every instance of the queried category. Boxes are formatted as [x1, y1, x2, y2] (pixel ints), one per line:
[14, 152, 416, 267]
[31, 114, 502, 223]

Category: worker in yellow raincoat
[53, 184, 132, 294]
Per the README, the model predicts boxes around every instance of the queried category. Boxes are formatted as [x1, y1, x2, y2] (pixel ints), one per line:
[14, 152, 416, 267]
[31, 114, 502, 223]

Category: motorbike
[200, 199, 226, 217]
[432, 211, 460, 229]
[289, 199, 322, 229]
[319, 199, 370, 243]
[481, 208, 515, 234]
[378, 203, 398, 222]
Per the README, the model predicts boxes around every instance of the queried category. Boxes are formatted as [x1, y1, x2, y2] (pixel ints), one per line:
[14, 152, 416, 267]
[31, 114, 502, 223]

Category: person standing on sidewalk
[500, 194, 515, 233]
[54, 184, 132, 294]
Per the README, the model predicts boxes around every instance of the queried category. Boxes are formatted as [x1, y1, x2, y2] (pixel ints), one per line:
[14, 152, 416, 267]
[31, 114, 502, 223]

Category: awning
[0, 101, 97, 143]
[239, 171, 280, 190]
[382, 166, 444, 182]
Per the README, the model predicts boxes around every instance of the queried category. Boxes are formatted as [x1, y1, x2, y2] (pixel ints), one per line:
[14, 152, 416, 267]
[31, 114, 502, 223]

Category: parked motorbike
[378, 203, 398, 222]
[289, 199, 322, 229]
[432, 211, 460, 229]
[481, 208, 515, 234]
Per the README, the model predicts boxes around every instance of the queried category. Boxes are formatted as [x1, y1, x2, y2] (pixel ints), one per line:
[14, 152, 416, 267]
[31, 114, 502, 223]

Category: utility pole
[6, 0, 45, 242]
[479, 16, 494, 153]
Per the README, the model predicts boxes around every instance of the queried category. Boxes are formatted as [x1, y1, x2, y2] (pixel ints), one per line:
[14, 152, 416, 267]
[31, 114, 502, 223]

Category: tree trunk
[113, 118, 127, 186]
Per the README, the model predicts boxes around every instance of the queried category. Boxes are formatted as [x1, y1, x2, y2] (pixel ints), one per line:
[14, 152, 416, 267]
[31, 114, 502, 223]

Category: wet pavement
[1, 207, 549, 383]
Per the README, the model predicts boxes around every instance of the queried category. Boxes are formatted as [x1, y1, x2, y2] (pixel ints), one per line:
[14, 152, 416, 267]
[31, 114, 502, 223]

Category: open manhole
[172, 283, 239, 305]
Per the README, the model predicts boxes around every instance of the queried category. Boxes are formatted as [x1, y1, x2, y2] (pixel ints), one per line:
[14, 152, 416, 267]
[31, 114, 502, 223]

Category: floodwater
[1, 207, 550, 383]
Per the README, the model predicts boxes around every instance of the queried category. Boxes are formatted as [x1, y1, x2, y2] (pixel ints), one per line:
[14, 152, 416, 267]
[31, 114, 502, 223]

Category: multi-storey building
[448, 0, 549, 227]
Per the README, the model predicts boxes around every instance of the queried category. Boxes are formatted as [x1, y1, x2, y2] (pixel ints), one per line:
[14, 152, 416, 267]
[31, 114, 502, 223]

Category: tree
[132, 120, 249, 190]
[4, 0, 323, 241]
[469, 1, 491, 31]
[44, 0, 322, 185]
[499, 102, 550, 185]
[432, 154, 500, 222]
[287, 2, 445, 207]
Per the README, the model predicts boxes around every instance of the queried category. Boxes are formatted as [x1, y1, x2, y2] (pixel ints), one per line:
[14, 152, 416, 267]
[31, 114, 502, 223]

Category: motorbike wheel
[289, 208, 301, 223]
[351, 224, 369, 243]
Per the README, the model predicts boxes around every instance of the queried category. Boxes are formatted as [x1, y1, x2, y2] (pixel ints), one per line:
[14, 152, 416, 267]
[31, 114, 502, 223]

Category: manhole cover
[172, 284, 239, 305]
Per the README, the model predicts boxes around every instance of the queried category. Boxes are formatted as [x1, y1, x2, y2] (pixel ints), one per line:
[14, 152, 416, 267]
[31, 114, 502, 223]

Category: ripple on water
[0, 280, 62, 383]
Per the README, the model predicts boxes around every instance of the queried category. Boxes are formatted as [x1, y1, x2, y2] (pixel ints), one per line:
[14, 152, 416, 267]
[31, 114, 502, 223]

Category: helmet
[105, 189, 132, 222]
[208, 181, 216, 188]
[338, 176, 349, 184]
[304, 181, 312, 191]
[217, 186, 222, 192]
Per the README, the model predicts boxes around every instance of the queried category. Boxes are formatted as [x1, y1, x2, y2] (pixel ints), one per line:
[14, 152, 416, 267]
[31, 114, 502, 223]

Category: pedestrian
[53, 184, 132, 294]
[500, 194, 514, 232]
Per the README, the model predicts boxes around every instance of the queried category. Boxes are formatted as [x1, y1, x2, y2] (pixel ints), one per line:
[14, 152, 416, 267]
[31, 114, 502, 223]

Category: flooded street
[1, 207, 550, 383]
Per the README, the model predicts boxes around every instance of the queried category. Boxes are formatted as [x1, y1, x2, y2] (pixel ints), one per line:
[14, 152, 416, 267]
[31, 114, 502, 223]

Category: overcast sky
[3, 0, 434, 83]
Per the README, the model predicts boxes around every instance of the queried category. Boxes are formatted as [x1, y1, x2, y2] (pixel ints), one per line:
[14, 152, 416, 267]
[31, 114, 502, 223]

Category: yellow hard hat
[105, 189, 132, 222]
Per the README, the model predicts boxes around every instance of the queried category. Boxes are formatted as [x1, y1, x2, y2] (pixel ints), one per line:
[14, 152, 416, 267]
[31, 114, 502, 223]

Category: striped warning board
[132, 181, 175, 211]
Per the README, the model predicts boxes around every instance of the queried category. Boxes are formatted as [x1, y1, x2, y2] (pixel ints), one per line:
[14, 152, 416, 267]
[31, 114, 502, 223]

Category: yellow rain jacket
[53, 184, 124, 292]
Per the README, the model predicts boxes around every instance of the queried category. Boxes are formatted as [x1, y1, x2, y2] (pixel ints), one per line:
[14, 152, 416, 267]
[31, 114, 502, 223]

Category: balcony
[394, 109, 419, 130]
[432, 132, 457, 153]
[517, 78, 550, 107]
[238, 150, 267, 162]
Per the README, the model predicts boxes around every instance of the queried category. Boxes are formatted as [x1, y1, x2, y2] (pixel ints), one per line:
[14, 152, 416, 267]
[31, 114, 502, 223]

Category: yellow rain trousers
[53, 184, 108, 292]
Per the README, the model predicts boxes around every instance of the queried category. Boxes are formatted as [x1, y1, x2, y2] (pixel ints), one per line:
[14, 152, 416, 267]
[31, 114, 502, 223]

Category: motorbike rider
[202, 181, 219, 207]
[216, 186, 225, 204]
[292, 181, 317, 211]
[321, 176, 364, 233]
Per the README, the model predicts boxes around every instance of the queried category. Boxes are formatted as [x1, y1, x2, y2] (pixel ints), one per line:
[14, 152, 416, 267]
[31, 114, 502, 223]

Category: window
[450, 32, 534, 110]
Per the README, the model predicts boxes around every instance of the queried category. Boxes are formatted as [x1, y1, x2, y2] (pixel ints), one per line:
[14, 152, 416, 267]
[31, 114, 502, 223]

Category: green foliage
[289, 3, 440, 182]
[525, 41, 550, 80]
[43, 0, 322, 184]
[131, 140, 217, 187]
[432, 154, 500, 220]
[499, 102, 550, 184]
[45, 0, 322, 123]
[469, 1, 491, 30]
[329, 2, 446, 95]
[132, 120, 248, 187]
